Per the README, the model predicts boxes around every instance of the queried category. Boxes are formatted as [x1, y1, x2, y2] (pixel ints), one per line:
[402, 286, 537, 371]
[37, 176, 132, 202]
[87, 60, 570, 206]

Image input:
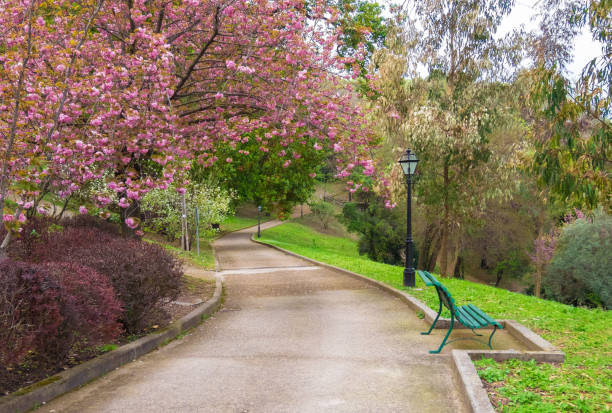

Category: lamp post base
[403, 267, 415, 287]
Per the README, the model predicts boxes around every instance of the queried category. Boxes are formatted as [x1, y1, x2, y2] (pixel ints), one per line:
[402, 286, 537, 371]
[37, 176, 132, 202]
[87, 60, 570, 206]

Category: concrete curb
[0, 277, 223, 413]
[452, 350, 496, 413]
[251, 236, 565, 413]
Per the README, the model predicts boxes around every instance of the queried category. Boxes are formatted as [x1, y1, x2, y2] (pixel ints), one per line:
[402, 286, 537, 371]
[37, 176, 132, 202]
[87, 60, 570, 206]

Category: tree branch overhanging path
[0, 0, 377, 247]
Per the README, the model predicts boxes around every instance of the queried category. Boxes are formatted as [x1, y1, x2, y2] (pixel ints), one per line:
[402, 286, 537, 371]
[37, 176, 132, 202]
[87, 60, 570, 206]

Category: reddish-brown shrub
[0, 259, 122, 368]
[0, 260, 62, 367]
[28, 227, 182, 333]
[3, 216, 55, 262]
[41, 262, 123, 362]
[61, 214, 121, 236]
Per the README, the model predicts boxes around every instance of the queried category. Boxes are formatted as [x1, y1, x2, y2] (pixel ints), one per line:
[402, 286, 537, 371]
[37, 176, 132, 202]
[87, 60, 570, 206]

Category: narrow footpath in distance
[40, 220, 467, 413]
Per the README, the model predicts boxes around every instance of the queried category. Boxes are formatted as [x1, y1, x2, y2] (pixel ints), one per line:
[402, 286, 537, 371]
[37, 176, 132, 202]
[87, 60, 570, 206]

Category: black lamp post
[257, 205, 262, 238]
[399, 149, 419, 287]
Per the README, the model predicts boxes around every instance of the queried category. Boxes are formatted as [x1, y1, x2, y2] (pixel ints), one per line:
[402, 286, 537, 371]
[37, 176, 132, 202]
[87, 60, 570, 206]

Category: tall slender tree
[370, 1, 521, 276]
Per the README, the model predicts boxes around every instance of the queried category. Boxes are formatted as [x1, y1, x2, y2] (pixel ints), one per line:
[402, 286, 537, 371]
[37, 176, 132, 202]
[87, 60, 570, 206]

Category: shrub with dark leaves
[3, 216, 56, 262]
[29, 227, 182, 333]
[0, 259, 122, 368]
[61, 214, 121, 236]
[0, 260, 61, 367]
[41, 261, 123, 362]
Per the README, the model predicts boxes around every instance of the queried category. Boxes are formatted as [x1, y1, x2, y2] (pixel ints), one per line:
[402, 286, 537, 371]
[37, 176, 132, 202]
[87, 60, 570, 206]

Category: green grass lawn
[220, 215, 261, 233]
[145, 237, 216, 270]
[259, 221, 612, 412]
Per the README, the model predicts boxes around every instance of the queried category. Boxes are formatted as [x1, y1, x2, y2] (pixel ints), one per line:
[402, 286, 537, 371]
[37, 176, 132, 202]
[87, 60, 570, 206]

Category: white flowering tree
[141, 183, 233, 247]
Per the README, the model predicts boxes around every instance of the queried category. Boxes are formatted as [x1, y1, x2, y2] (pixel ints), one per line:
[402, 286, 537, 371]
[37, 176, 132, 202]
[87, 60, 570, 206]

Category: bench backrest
[417, 270, 457, 314]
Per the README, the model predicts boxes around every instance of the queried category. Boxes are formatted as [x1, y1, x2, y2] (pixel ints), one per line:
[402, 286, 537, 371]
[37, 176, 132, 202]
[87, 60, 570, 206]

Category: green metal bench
[417, 270, 503, 354]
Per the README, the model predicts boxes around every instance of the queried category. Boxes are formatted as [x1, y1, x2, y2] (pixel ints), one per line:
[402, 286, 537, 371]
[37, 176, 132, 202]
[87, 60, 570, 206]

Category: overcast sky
[496, 1, 602, 79]
[383, 1, 604, 81]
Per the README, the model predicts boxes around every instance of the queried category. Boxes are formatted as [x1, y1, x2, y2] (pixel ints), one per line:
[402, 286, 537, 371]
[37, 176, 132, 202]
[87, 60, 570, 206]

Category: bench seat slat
[466, 304, 502, 328]
[455, 307, 483, 329]
[461, 305, 490, 326]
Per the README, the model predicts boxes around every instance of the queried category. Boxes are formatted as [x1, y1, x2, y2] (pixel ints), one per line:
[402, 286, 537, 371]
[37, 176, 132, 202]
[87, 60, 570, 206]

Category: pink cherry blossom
[125, 217, 138, 229]
[0, 0, 379, 240]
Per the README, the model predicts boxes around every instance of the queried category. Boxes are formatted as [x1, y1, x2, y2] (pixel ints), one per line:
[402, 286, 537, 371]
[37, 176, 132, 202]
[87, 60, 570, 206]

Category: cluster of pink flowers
[0, 0, 378, 233]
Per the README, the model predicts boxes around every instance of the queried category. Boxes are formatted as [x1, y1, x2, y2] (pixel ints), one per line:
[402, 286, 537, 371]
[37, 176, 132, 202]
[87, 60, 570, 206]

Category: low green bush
[544, 210, 612, 309]
[342, 200, 406, 265]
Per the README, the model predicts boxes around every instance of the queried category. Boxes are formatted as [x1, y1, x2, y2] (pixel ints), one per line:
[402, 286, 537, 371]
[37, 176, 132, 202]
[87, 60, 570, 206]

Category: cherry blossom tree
[0, 0, 378, 248]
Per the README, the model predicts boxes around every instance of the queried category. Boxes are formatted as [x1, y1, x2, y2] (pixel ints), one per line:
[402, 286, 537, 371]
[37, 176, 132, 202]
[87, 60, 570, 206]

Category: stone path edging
[251, 236, 565, 413]
[0, 276, 223, 413]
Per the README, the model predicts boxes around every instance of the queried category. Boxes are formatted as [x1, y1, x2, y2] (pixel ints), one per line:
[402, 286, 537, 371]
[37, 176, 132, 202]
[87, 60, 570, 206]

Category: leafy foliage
[370, 2, 521, 276]
[141, 183, 232, 242]
[42, 229, 183, 333]
[544, 210, 612, 309]
[194, 129, 326, 216]
[342, 199, 406, 265]
[333, 0, 387, 74]
[9, 220, 183, 333]
[0, 259, 122, 368]
[0, 0, 378, 245]
[310, 200, 336, 230]
[526, 0, 611, 211]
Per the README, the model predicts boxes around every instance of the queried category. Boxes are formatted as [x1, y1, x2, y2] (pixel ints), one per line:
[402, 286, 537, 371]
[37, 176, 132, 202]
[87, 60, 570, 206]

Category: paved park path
[41, 222, 466, 412]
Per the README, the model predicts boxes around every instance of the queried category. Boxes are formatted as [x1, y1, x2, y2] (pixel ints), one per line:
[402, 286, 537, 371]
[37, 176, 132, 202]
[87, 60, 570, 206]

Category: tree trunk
[426, 233, 442, 272]
[446, 239, 460, 277]
[439, 163, 451, 277]
[55, 195, 72, 222]
[534, 209, 545, 297]
[419, 222, 441, 272]
[120, 199, 141, 237]
[495, 271, 503, 287]
[453, 255, 464, 279]
[181, 192, 189, 251]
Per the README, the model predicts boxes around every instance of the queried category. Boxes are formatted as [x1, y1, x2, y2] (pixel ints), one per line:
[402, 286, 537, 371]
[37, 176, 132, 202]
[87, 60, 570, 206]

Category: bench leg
[471, 329, 483, 337]
[421, 299, 442, 336]
[429, 315, 454, 354]
[487, 325, 498, 349]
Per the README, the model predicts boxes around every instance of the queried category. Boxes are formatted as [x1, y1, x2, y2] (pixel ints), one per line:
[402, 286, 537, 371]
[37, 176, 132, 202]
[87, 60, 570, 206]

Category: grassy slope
[145, 214, 266, 270]
[220, 215, 260, 233]
[150, 240, 216, 271]
[259, 222, 611, 412]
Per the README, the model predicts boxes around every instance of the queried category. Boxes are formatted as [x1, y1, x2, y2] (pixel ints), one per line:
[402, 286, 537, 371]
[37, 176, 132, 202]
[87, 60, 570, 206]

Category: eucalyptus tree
[371, 0, 523, 276]
[525, 0, 611, 211]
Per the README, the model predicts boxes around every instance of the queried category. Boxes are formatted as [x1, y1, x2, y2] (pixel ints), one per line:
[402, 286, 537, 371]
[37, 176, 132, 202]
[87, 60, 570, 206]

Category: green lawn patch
[220, 213, 274, 234]
[220, 215, 260, 233]
[145, 238, 216, 270]
[259, 222, 612, 412]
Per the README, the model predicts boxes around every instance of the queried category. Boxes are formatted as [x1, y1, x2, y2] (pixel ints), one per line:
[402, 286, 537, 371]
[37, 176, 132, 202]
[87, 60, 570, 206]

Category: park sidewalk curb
[251, 235, 564, 413]
[0, 276, 224, 413]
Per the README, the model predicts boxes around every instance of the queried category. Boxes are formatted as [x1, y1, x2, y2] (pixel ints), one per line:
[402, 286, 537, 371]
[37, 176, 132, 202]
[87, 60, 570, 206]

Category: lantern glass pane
[408, 153, 418, 174]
